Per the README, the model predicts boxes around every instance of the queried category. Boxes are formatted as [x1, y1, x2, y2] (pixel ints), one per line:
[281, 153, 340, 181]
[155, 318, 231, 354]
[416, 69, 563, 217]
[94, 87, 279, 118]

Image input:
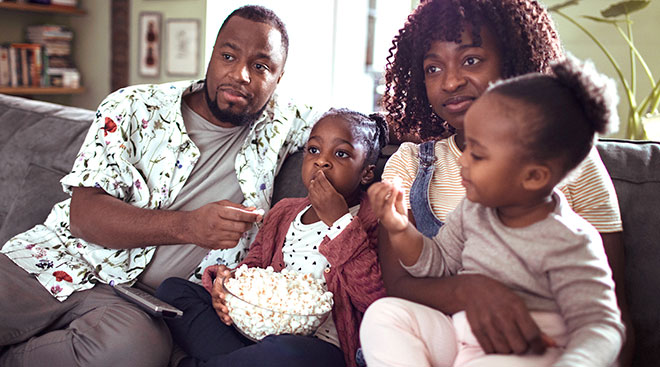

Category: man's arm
[69, 187, 261, 250]
[377, 226, 546, 355]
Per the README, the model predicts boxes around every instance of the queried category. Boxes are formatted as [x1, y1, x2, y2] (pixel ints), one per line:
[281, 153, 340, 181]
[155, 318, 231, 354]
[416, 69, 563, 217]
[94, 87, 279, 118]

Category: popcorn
[223, 265, 334, 341]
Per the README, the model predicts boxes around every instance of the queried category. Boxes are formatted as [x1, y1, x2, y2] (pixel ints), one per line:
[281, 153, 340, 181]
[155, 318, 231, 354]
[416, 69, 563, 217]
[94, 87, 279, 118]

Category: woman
[368, 0, 632, 365]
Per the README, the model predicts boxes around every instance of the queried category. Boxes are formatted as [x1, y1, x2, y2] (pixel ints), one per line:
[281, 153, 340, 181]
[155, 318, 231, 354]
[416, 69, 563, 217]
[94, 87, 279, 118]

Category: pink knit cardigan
[238, 193, 386, 367]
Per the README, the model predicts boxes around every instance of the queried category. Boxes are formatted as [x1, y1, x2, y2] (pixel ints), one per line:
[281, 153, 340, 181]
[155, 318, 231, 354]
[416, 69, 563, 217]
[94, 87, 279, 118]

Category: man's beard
[203, 80, 268, 127]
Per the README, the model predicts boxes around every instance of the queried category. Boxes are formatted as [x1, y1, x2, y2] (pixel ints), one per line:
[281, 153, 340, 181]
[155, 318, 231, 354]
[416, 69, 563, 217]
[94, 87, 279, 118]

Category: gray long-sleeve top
[405, 190, 624, 367]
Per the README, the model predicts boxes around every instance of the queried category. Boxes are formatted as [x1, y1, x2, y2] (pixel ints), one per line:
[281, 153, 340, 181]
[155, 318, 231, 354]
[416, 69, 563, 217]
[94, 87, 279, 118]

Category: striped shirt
[382, 135, 622, 233]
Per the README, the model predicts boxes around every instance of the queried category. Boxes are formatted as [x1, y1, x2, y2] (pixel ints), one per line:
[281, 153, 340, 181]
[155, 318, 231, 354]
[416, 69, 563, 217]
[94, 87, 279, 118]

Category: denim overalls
[409, 141, 445, 237]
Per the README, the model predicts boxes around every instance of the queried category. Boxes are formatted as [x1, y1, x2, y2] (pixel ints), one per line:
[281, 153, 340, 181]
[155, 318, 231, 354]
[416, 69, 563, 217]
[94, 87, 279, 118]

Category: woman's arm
[378, 226, 546, 355]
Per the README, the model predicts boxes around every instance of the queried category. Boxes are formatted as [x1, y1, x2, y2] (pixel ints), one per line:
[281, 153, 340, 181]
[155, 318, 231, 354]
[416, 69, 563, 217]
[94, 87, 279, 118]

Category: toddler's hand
[367, 180, 408, 233]
[206, 265, 234, 325]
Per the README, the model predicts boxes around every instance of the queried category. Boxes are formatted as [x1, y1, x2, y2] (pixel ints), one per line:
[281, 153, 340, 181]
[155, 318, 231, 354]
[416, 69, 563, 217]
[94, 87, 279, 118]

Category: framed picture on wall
[138, 12, 162, 77]
[165, 18, 200, 76]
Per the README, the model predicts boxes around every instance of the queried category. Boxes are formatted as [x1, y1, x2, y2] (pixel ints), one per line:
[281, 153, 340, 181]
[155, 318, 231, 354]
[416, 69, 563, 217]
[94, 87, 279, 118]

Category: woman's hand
[308, 170, 349, 226]
[202, 264, 234, 325]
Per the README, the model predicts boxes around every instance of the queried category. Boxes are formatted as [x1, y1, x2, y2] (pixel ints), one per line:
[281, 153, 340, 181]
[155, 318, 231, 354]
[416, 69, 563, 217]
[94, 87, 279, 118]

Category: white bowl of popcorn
[222, 265, 334, 341]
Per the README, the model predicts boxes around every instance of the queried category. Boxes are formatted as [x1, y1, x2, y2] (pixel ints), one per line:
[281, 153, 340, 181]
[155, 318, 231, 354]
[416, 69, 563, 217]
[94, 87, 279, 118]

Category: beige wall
[129, 0, 206, 87]
[548, 0, 660, 138]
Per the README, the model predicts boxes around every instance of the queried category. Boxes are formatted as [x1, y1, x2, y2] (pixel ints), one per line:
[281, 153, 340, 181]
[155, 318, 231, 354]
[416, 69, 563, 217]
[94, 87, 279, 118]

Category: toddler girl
[363, 55, 625, 366]
[157, 108, 388, 367]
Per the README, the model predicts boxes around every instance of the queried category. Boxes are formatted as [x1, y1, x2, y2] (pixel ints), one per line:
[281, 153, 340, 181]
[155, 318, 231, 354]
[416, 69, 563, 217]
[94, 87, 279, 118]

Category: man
[0, 6, 318, 366]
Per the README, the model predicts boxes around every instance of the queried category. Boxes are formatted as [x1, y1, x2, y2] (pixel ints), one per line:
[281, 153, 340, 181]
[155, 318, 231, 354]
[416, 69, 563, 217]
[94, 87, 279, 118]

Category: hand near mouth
[308, 170, 349, 226]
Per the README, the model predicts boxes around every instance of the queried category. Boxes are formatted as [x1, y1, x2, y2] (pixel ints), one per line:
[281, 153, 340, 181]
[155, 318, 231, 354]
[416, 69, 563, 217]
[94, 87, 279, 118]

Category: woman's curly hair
[383, 0, 563, 141]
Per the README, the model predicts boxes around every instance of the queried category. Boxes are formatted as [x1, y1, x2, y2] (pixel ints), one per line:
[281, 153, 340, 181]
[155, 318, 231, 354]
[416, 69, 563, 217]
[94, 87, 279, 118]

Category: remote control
[113, 283, 183, 318]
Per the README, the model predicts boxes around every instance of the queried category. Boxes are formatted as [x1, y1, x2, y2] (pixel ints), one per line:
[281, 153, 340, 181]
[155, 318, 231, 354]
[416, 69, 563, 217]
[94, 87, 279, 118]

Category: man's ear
[521, 163, 552, 191]
[277, 70, 285, 84]
[361, 164, 376, 185]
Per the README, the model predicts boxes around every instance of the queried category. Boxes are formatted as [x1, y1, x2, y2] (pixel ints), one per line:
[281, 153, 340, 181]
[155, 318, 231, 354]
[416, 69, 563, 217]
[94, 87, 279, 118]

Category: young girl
[377, 0, 632, 363]
[363, 56, 625, 366]
[156, 108, 388, 367]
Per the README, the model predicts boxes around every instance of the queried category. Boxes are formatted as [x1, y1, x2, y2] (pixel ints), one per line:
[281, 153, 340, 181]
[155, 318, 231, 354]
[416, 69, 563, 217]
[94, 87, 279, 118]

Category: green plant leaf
[582, 15, 631, 24]
[601, 0, 650, 18]
[548, 0, 581, 12]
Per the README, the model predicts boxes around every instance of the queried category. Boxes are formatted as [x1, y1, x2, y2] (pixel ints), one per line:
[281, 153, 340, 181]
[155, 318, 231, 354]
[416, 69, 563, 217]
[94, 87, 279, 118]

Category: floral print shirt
[1, 80, 318, 301]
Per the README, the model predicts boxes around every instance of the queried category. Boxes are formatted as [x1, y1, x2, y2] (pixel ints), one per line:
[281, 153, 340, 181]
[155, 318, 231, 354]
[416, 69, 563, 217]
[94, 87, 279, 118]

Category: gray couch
[1, 93, 658, 366]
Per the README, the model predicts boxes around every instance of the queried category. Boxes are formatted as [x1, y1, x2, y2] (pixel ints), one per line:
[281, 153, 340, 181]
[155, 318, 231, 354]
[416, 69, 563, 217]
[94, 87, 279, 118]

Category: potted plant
[549, 0, 660, 140]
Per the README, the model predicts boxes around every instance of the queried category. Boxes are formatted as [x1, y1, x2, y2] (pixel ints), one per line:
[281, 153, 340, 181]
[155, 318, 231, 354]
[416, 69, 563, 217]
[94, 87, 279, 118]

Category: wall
[549, 0, 660, 138]
[129, 0, 207, 87]
[69, 0, 111, 110]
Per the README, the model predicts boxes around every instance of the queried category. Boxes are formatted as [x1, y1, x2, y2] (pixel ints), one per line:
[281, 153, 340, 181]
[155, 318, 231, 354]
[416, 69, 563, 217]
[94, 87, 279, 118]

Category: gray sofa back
[596, 139, 660, 367]
[1, 93, 659, 366]
[0, 94, 93, 243]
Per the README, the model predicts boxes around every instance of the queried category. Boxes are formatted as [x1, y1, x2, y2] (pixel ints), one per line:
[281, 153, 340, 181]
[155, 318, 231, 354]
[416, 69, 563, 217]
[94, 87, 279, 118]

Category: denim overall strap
[409, 141, 444, 238]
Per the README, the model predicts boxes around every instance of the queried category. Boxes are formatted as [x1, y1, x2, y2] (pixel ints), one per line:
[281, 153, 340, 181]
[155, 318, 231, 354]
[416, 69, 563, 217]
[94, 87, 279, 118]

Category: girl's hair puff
[318, 108, 389, 165]
[383, 0, 563, 141]
[488, 54, 619, 173]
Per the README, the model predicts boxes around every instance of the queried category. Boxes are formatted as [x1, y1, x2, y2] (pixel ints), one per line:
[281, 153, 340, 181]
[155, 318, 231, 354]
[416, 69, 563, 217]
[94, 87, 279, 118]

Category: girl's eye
[335, 151, 349, 159]
[307, 146, 320, 154]
[464, 57, 481, 66]
[470, 153, 483, 161]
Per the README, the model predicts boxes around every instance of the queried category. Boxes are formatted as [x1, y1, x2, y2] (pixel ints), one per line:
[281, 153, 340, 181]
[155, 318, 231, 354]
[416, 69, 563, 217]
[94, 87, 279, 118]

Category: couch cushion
[0, 94, 93, 230]
[597, 139, 660, 367]
[0, 163, 69, 245]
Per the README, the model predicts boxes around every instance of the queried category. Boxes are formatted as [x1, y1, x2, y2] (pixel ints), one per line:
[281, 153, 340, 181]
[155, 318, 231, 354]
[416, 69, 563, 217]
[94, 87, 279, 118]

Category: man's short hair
[218, 5, 289, 59]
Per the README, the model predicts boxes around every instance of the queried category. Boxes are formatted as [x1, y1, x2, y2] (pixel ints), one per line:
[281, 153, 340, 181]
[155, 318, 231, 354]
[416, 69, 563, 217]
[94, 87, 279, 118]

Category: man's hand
[185, 201, 264, 250]
[307, 170, 348, 226]
[203, 264, 234, 325]
[457, 274, 546, 355]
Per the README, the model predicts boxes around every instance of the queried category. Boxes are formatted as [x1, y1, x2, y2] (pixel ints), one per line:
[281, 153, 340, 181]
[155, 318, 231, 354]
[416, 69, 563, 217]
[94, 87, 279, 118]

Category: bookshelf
[0, 2, 85, 15]
[0, 1, 85, 95]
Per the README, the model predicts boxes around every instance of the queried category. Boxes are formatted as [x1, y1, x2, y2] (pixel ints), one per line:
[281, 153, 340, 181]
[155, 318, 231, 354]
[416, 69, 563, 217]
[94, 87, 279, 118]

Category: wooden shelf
[0, 2, 85, 15]
[0, 86, 85, 95]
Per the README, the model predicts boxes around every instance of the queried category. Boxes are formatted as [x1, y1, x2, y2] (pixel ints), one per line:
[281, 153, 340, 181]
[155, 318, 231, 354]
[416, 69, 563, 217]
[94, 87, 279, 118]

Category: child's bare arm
[367, 181, 424, 266]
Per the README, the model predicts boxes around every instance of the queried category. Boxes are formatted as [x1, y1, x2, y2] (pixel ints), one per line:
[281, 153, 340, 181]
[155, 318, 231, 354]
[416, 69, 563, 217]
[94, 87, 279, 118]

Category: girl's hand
[308, 170, 349, 226]
[367, 180, 409, 234]
[205, 265, 234, 325]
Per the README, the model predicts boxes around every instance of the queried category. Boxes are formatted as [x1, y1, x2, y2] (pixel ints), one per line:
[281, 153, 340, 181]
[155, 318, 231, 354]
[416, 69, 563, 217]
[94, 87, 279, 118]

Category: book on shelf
[8, 43, 44, 87]
[25, 24, 80, 88]
[0, 45, 9, 86]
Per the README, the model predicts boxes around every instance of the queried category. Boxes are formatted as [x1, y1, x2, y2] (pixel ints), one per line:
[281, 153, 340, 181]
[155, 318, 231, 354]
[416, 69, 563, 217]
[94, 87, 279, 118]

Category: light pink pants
[360, 297, 568, 367]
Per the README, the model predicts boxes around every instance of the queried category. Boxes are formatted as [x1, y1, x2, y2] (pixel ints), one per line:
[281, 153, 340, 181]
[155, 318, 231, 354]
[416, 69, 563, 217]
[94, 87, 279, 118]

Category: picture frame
[138, 12, 162, 77]
[165, 18, 200, 76]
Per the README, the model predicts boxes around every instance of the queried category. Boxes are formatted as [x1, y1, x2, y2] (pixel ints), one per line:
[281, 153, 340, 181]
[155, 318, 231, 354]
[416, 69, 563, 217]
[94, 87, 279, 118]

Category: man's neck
[183, 91, 236, 128]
